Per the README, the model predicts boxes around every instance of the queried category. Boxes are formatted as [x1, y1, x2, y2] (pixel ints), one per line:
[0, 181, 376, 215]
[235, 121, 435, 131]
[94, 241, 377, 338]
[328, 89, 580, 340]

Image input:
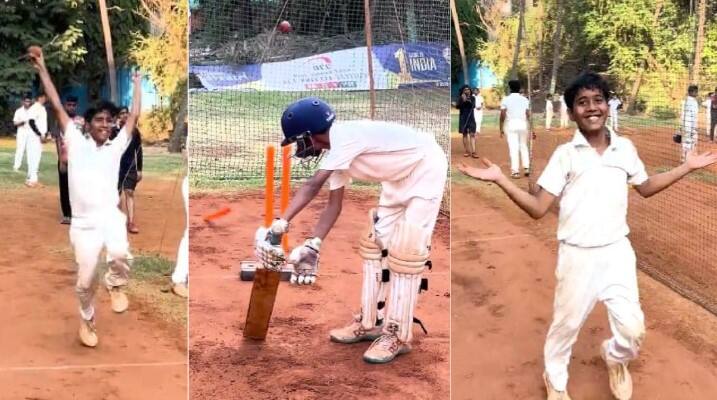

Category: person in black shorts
[114, 106, 143, 234]
[457, 84, 477, 158]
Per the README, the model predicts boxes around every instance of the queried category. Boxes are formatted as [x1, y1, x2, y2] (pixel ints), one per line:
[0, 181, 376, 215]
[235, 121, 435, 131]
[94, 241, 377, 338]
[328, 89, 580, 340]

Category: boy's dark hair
[65, 95, 78, 103]
[564, 73, 611, 111]
[508, 80, 521, 93]
[84, 100, 118, 122]
[23, 92, 33, 100]
[688, 85, 698, 94]
[456, 84, 471, 104]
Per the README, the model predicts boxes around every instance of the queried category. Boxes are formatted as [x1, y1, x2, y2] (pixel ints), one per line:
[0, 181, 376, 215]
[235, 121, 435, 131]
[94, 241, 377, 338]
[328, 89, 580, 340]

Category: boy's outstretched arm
[635, 151, 717, 198]
[123, 72, 142, 138]
[458, 159, 556, 219]
[282, 169, 333, 222]
[28, 48, 70, 134]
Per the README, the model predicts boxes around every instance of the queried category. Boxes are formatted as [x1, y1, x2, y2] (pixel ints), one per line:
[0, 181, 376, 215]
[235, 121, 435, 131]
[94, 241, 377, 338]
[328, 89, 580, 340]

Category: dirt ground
[0, 176, 187, 399]
[452, 131, 717, 399]
[189, 190, 450, 400]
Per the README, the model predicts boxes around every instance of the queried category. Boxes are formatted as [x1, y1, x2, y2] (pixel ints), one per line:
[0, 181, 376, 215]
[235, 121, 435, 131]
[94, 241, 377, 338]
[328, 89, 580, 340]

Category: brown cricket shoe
[79, 318, 98, 348]
[108, 286, 129, 313]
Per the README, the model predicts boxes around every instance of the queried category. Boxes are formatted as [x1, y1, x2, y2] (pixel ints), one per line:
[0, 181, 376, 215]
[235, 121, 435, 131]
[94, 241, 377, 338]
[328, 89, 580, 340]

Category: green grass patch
[107, 253, 187, 328]
[142, 152, 185, 178]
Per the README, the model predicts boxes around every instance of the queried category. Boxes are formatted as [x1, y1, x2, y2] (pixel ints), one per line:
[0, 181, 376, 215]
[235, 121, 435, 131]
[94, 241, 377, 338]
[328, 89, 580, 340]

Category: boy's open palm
[686, 150, 717, 170]
[458, 159, 503, 182]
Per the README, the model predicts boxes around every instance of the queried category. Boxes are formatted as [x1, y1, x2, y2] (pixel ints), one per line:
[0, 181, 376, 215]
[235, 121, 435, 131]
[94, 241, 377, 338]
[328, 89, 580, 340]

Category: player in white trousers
[25, 93, 48, 187]
[559, 93, 569, 128]
[500, 80, 533, 178]
[13, 94, 34, 172]
[680, 85, 699, 161]
[608, 92, 622, 131]
[255, 97, 447, 364]
[473, 87, 484, 134]
[459, 72, 717, 400]
[545, 93, 554, 131]
[29, 47, 142, 348]
[171, 175, 189, 298]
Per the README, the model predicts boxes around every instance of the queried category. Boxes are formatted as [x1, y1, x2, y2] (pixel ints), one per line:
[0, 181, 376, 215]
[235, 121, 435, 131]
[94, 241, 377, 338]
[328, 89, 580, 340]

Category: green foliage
[451, 0, 487, 82]
[0, 1, 148, 122]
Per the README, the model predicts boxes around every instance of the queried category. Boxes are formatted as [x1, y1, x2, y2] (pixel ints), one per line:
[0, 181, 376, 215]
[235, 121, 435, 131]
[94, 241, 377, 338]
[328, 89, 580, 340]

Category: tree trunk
[98, 0, 117, 103]
[626, 64, 645, 114]
[168, 93, 187, 153]
[691, 0, 706, 84]
[450, 0, 469, 84]
[548, 0, 562, 94]
[509, 0, 526, 80]
[624, 0, 664, 113]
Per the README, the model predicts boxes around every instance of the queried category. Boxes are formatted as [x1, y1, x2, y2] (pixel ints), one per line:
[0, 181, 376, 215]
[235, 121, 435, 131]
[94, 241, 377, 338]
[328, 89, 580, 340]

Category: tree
[691, 0, 706, 84]
[131, 0, 188, 152]
[451, 0, 469, 84]
[509, 0, 526, 79]
[547, 0, 563, 94]
[450, 0, 487, 83]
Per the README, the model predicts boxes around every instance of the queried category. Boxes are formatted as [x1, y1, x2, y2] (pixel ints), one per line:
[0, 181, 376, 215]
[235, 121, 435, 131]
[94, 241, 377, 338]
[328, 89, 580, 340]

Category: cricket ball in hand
[28, 45, 42, 58]
[278, 20, 292, 33]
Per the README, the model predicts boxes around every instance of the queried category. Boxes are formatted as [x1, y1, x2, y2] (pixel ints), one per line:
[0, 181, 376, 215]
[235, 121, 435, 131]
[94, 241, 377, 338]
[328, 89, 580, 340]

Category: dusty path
[189, 190, 450, 400]
[0, 177, 187, 399]
[452, 132, 717, 399]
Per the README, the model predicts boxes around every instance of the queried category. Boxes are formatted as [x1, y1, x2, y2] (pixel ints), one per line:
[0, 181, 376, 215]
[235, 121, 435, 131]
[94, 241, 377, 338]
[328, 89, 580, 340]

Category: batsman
[255, 97, 447, 364]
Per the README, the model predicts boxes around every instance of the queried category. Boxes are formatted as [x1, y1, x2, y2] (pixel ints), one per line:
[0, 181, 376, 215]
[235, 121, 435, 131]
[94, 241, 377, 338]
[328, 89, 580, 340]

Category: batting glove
[288, 237, 321, 285]
[254, 227, 285, 270]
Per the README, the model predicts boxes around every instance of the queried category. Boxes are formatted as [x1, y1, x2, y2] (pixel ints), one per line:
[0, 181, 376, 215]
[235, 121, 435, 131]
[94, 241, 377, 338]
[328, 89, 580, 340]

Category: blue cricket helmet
[281, 97, 336, 146]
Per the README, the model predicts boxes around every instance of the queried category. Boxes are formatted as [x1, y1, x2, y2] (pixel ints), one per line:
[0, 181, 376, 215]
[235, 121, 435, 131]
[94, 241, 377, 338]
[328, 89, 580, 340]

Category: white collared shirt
[13, 106, 32, 136]
[320, 120, 437, 190]
[65, 124, 131, 227]
[537, 128, 648, 247]
[608, 98, 622, 112]
[473, 94, 484, 110]
[500, 93, 530, 130]
[28, 102, 48, 137]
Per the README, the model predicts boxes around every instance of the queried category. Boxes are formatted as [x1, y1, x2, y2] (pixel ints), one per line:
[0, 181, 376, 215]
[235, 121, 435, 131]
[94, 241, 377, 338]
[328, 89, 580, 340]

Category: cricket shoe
[79, 318, 98, 347]
[362, 323, 411, 364]
[543, 372, 571, 400]
[108, 286, 129, 313]
[172, 283, 189, 298]
[601, 340, 633, 400]
[329, 314, 383, 344]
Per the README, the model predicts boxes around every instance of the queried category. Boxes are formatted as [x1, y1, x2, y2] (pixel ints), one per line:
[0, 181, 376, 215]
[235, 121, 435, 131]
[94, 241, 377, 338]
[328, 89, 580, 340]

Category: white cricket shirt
[537, 128, 648, 247]
[65, 124, 131, 227]
[28, 102, 48, 137]
[320, 120, 446, 202]
[559, 95, 568, 111]
[500, 93, 530, 130]
[13, 106, 32, 136]
[681, 97, 699, 129]
[608, 98, 622, 112]
[474, 94, 484, 110]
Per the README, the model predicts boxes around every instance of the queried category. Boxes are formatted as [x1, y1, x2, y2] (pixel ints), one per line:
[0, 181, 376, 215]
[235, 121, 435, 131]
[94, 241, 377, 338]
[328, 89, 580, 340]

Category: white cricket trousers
[474, 110, 483, 133]
[505, 128, 530, 173]
[560, 111, 569, 128]
[544, 237, 645, 391]
[14, 130, 27, 171]
[70, 209, 130, 321]
[545, 109, 553, 129]
[25, 134, 42, 183]
[171, 177, 189, 284]
[609, 110, 619, 131]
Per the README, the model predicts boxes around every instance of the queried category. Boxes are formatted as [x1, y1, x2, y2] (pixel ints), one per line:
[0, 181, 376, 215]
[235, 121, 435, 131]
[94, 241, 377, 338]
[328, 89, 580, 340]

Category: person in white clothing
[608, 92, 622, 131]
[473, 87, 485, 134]
[13, 93, 34, 172]
[255, 97, 447, 364]
[702, 92, 713, 140]
[24, 93, 48, 187]
[680, 85, 699, 161]
[545, 93, 554, 131]
[29, 47, 142, 348]
[459, 72, 717, 400]
[559, 93, 569, 128]
[500, 80, 534, 178]
[171, 174, 189, 298]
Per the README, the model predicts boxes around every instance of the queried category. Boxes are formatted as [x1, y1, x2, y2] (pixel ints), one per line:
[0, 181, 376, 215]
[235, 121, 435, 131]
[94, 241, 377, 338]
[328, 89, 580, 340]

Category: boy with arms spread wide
[459, 73, 717, 399]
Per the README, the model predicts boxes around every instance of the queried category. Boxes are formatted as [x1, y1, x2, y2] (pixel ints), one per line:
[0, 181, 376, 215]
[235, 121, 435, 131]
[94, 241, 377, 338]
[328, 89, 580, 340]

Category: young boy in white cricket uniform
[13, 94, 34, 172]
[500, 80, 533, 178]
[25, 93, 48, 187]
[608, 92, 622, 131]
[545, 93, 554, 131]
[255, 97, 447, 364]
[171, 174, 189, 298]
[680, 85, 699, 161]
[559, 93, 569, 128]
[459, 73, 717, 400]
[473, 87, 485, 134]
[29, 47, 142, 348]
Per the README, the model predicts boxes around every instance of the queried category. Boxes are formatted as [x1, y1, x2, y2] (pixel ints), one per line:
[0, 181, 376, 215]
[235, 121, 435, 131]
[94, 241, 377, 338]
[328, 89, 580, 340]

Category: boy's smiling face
[569, 87, 609, 133]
